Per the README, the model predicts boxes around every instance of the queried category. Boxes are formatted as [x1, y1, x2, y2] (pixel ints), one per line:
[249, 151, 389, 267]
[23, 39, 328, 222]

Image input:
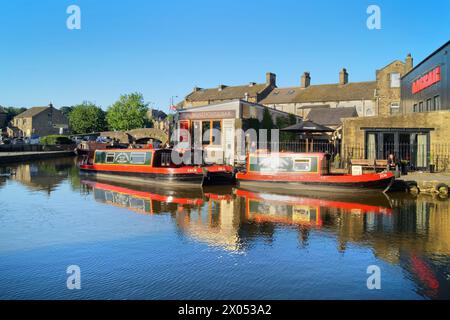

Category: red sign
[412, 66, 441, 94]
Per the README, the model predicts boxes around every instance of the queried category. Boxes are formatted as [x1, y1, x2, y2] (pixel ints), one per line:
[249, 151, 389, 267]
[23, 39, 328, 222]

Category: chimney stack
[193, 86, 202, 92]
[300, 72, 311, 88]
[339, 68, 348, 85]
[249, 82, 256, 87]
[266, 72, 276, 86]
[218, 84, 227, 91]
[405, 53, 413, 72]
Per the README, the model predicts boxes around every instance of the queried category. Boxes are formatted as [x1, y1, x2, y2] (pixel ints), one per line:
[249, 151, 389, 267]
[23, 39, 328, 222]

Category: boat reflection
[82, 180, 204, 215]
[236, 189, 392, 227]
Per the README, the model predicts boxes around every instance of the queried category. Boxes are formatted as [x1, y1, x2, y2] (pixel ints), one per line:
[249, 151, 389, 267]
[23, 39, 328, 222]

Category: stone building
[175, 100, 301, 165]
[7, 104, 69, 138]
[178, 72, 277, 109]
[260, 55, 413, 118]
[375, 54, 413, 116]
[341, 42, 449, 170]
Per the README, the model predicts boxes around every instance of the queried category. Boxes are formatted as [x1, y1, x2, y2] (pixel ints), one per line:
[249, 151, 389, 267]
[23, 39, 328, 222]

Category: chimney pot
[266, 72, 276, 86]
[300, 72, 311, 88]
[405, 53, 413, 72]
[339, 68, 348, 85]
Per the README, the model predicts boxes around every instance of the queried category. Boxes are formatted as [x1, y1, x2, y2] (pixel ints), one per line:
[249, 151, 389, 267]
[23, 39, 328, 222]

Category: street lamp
[170, 96, 178, 111]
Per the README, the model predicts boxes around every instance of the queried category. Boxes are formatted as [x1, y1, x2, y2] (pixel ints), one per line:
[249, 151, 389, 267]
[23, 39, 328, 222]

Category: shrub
[40, 135, 73, 145]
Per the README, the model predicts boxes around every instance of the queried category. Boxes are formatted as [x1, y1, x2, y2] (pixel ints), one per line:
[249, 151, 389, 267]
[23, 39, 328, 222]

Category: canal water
[0, 157, 449, 300]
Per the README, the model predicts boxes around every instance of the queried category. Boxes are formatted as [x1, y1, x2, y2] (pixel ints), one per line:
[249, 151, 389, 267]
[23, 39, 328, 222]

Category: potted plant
[334, 154, 341, 169]
[429, 152, 436, 173]
[400, 160, 409, 175]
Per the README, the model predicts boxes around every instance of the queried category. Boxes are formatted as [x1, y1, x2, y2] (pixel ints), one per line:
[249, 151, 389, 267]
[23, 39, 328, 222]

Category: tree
[69, 102, 106, 134]
[260, 108, 276, 142]
[276, 114, 297, 142]
[4, 107, 27, 123]
[106, 93, 148, 131]
[60, 106, 74, 117]
[261, 108, 275, 130]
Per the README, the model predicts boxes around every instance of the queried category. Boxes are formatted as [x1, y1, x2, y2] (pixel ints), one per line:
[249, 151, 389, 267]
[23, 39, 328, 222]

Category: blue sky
[0, 0, 449, 112]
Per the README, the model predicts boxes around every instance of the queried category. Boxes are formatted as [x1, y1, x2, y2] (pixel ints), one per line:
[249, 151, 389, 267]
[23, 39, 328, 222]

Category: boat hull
[236, 173, 394, 194]
[79, 168, 205, 186]
[203, 165, 236, 185]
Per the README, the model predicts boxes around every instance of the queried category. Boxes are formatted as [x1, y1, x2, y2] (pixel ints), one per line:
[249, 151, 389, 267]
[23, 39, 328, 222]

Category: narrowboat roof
[250, 151, 331, 158]
[94, 148, 161, 153]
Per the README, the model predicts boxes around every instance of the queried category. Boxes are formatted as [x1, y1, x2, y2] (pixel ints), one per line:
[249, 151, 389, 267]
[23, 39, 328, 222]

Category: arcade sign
[412, 66, 441, 94]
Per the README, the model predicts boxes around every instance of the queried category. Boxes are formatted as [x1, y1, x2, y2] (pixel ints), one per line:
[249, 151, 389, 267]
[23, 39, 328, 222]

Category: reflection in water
[1, 157, 79, 194]
[1, 158, 449, 299]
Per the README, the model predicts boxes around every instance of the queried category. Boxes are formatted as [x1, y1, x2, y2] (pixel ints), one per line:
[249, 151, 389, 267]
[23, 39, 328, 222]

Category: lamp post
[170, 96, 178, 111]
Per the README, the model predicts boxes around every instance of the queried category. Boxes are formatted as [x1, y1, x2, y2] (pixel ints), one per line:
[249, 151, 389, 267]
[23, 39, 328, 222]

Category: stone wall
[32, 108, 69, 136]
[376, 58, 412, 116]
[342, 110, 450, 168]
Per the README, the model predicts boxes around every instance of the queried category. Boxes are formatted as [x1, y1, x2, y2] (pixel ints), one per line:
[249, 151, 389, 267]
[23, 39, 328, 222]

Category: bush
[40, 135, 73, 145]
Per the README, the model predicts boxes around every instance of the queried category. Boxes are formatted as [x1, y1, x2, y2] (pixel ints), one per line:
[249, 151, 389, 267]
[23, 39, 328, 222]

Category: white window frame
[390, 73, 401, 88]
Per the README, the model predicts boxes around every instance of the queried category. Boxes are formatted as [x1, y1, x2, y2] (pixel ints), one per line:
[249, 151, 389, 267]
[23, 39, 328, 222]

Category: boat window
[161, 152, 172, 167]
[95, 151, 106, 163]
[106, 152, 115, 163]
[130, 152, 146, 164]
[293, 158, 311, 172]
[249, 155, 318, 173]
[129, 198, 146, 212]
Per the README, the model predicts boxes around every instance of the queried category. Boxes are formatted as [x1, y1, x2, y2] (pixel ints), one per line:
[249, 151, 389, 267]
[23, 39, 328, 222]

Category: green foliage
[4, 107, 27, 123]
[106, 92, 148, 131]
[166, 113, 174, 123]
[69, 102, 106, 134]
[261, 108, 275, 130]
[60, 106, 74, 117]
[275, 114, 297, 142]
[40, 135, 73, 145]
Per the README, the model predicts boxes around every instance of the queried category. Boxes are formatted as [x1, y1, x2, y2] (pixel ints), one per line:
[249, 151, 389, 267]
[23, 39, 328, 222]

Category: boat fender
[435, 183, 449, 197]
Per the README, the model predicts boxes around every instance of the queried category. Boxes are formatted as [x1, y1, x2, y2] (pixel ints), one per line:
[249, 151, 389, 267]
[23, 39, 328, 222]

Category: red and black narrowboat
[236, 152, 395, 193]
[79, 148, 233, 186]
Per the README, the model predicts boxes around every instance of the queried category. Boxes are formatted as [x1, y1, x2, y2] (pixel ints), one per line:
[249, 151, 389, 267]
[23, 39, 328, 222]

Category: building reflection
[175, 192, 244, 251]
[8, 158, 75, 194]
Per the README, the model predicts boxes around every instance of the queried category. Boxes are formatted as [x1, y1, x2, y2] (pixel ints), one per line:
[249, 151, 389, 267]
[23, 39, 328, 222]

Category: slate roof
[281, 120, 334, 132]
[15, 106, 50, 118]
[306, 107, 358, 127]
[185, 83, 269, 102]
[261, 81, 376, 104]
